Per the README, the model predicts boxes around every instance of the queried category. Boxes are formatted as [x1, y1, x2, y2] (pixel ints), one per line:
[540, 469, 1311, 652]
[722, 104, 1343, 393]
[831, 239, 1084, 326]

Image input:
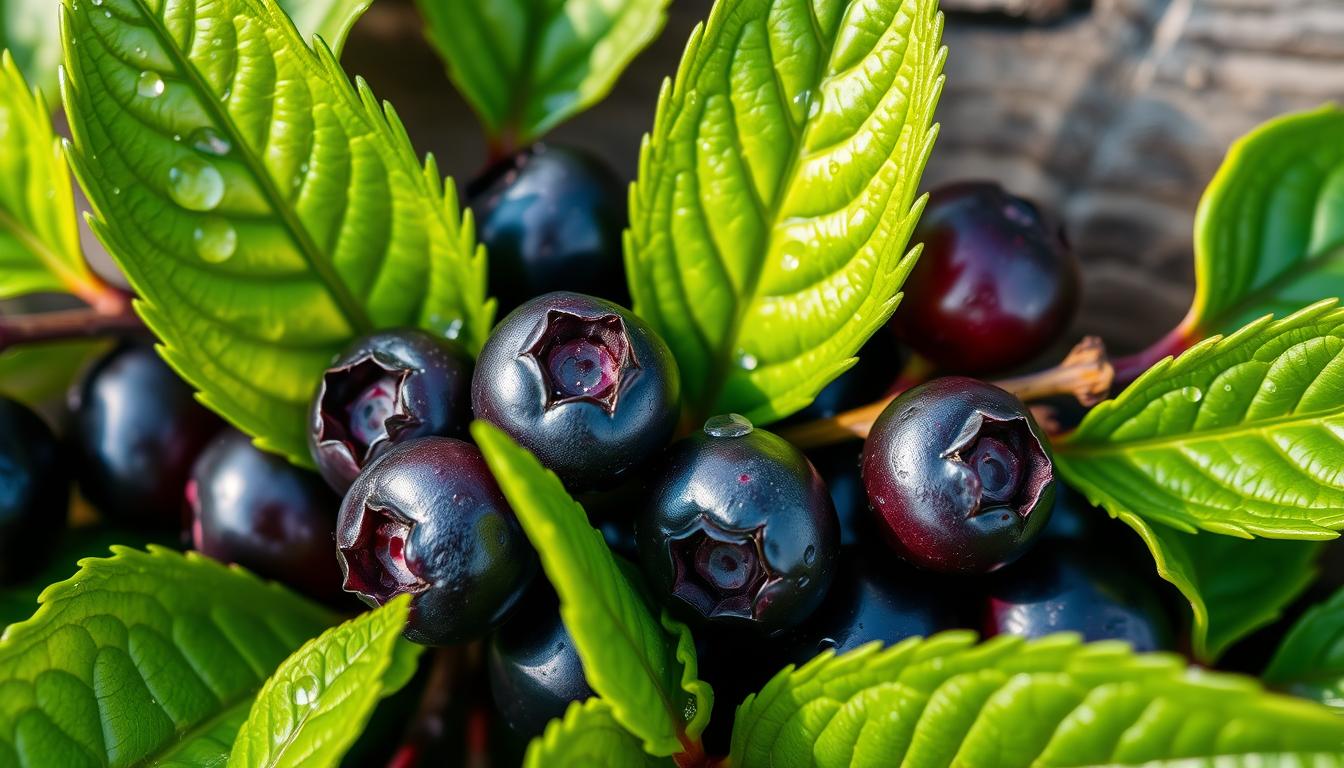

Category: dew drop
[111, 186, 120, 196]
[828, 160, 840, 176]
[1180, 386, 1203, 403]
[292, 675, 319, 707]
[103, 10, 111, 17]
[803, 545, 816, 565]
[193, 216, 237, 263]
[781, 252, 800, 271]
[189, 126, 231, 156]
[1263, 380, 1278, 394]
[737, 351, 758, 371]
[703, 413, 753, 439]
[797, 576, 811, 589]
[136, 71, 165, 99]
[1223, 383, 1233, 392]
[444, 318, 463, 340]
[91, 0, 103, 6]
[167, 156, 225, 211]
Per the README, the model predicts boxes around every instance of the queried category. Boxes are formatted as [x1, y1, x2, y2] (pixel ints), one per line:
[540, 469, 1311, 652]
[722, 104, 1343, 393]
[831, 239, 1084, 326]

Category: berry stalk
[780, 337, 1114, 449]
[0, 304, 145, 353]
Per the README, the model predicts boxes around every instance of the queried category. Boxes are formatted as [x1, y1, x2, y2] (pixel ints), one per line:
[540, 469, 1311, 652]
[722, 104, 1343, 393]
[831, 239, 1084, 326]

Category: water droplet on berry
[1181, 386, 1203, 403]
[167, 156, 225, 211]
[193, 217, 237, 263]
[190, 127, 231, 156]
[703, 413, 752, 438]
[136, 71, 165, 98]
[292, 675, 319, 707]
[803, 545, 816, 565]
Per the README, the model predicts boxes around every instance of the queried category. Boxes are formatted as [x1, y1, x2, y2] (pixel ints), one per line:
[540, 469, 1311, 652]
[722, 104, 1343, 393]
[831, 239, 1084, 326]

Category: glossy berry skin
[487, 584, 594, 738]
[779, 554, 967, 662]
[0, 397, 67, 583]
[336, 437, 536, 645]
[472, 292, 680, 491]
[68, 344, 220, 529]
[636, 421, 838, 634]
[309, 329, 473, 493]
[189, 429, 343, 601]
[984, 540, 1175, 652]
[893, 182, 1079, 374]
[863, 377, 1055, 574]
[468, 144, 628, 313]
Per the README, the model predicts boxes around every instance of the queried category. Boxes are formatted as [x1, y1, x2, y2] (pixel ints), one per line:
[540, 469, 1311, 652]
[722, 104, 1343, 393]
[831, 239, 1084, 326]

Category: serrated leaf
[524, 698, 675, 768]
[1112, 510, 1320, 662]
[1264, 586, 1344, 709]
[417, 0, 669, 144]
[728, 633, 1344, 768]
[59, 0, 492, 465]
[1057, 299, 1344, 540]
[228, 596, 422, 768]
[1190, 105, 1344, 336]
[472, 420, 711, 757]
[0, 546, 333, 767]
[0, 51, 102, 303]
[625, 0, 945, 423]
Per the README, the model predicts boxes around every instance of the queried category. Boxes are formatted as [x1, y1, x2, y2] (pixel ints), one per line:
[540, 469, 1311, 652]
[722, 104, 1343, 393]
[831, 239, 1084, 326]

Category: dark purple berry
[189, 429, 343, 602]
[468, 144, 628, 313]
[779, 554, 969, 662]
[636, 417, 838, 633]
[487, 584, 593, 737]
[862, 377, 1055, 573]
[0, 396, 67, 583]
[472, 292, 679, 491]
[893, 182, 1079, 374]
[984, 540, 1176, 651]
[336, 437, 536, 645]
[309, 329, 473, 493]
[68, 343, 221, 529]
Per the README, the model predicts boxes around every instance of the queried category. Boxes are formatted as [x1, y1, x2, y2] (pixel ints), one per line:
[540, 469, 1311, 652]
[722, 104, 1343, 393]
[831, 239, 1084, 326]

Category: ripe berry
[189, 429, 343, 602]
[472, 292, 679, 491]
[487, 584, 593, 738]
[636, 416, 838, 633]
[336, 437, 536, 645]
[984, 540, 1176, 651]
[468, 144, 628, 312]
[68, 343, 220, 529]
[309, 329, 473, 493]
[779, 554, 967, 661]
[863, 377, 1055, 573]
[893, 182, 1079, 374]
[0, 396, 67, 583]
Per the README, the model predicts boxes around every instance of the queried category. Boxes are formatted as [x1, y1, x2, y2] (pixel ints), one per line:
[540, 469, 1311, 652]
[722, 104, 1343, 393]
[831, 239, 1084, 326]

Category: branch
[0, 305, 145, 353]
[780, 337, 1114, 450]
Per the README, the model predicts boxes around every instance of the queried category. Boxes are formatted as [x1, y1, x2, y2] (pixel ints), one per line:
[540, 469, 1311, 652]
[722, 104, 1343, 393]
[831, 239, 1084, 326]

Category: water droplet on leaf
[737, 351, 758, 370]
[292, 675, 319, 707]
[189, 127, 231, 156]
[1181, 386, 1203, 403]
[704, 414, 753, 438]
[167, 156, 225, 211]
[136, 71, 164, 99]
[193, 217, 237, 263]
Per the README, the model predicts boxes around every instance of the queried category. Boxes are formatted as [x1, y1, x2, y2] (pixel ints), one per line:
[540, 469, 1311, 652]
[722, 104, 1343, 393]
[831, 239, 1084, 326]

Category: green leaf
[728, 633, 1344, 768]
[0, 339, 105, 408]
[1265, 586, 1344, 709]
[1190, 105, 1344, 336]
[1112, 510, 1320, 662]
[0, 51, 102, 303]
[228, 596, 421, 768]
[59, 0, 492, 466]
[417, 0, 669, 144]
[625, 0, 945, 423]
[0, 546, 333, 767]
[1057, 299, 1344, 540]
[472, 420, 711, 757]
[1, 0, 62, 95]
[278, 0, 373, 57]
[524, 698, 675, 768]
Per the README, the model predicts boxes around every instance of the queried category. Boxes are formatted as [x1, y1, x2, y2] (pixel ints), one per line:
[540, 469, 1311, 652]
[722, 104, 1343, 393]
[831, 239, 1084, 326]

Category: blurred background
[340, 0, 1344, 356]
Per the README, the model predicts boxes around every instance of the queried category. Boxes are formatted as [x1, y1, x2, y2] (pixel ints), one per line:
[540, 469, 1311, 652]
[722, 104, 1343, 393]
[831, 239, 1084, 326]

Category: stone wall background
[340, 0, 1344, 354]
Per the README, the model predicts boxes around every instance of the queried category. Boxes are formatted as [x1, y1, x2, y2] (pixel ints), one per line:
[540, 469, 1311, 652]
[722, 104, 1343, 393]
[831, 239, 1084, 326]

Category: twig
[0, 305, 145, 353]
[779, 337, 1114, 449]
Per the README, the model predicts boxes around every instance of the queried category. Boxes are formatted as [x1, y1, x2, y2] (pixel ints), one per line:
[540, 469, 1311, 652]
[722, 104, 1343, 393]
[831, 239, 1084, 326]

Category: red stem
[1110, 316, 1200, 391]
[0, 305, 144, 353]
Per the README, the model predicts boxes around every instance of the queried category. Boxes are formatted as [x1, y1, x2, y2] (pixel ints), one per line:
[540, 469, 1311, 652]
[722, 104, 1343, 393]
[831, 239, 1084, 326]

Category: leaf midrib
[1061, 406, 1344, 457]
[1206, 240, 1344, 334]
[132, 688, 253, 766]
[125, 0, 373, 335]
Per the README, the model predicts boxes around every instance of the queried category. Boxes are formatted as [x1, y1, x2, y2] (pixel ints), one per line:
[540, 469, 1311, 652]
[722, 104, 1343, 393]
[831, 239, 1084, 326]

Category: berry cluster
[0, 164, 1174, 748]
